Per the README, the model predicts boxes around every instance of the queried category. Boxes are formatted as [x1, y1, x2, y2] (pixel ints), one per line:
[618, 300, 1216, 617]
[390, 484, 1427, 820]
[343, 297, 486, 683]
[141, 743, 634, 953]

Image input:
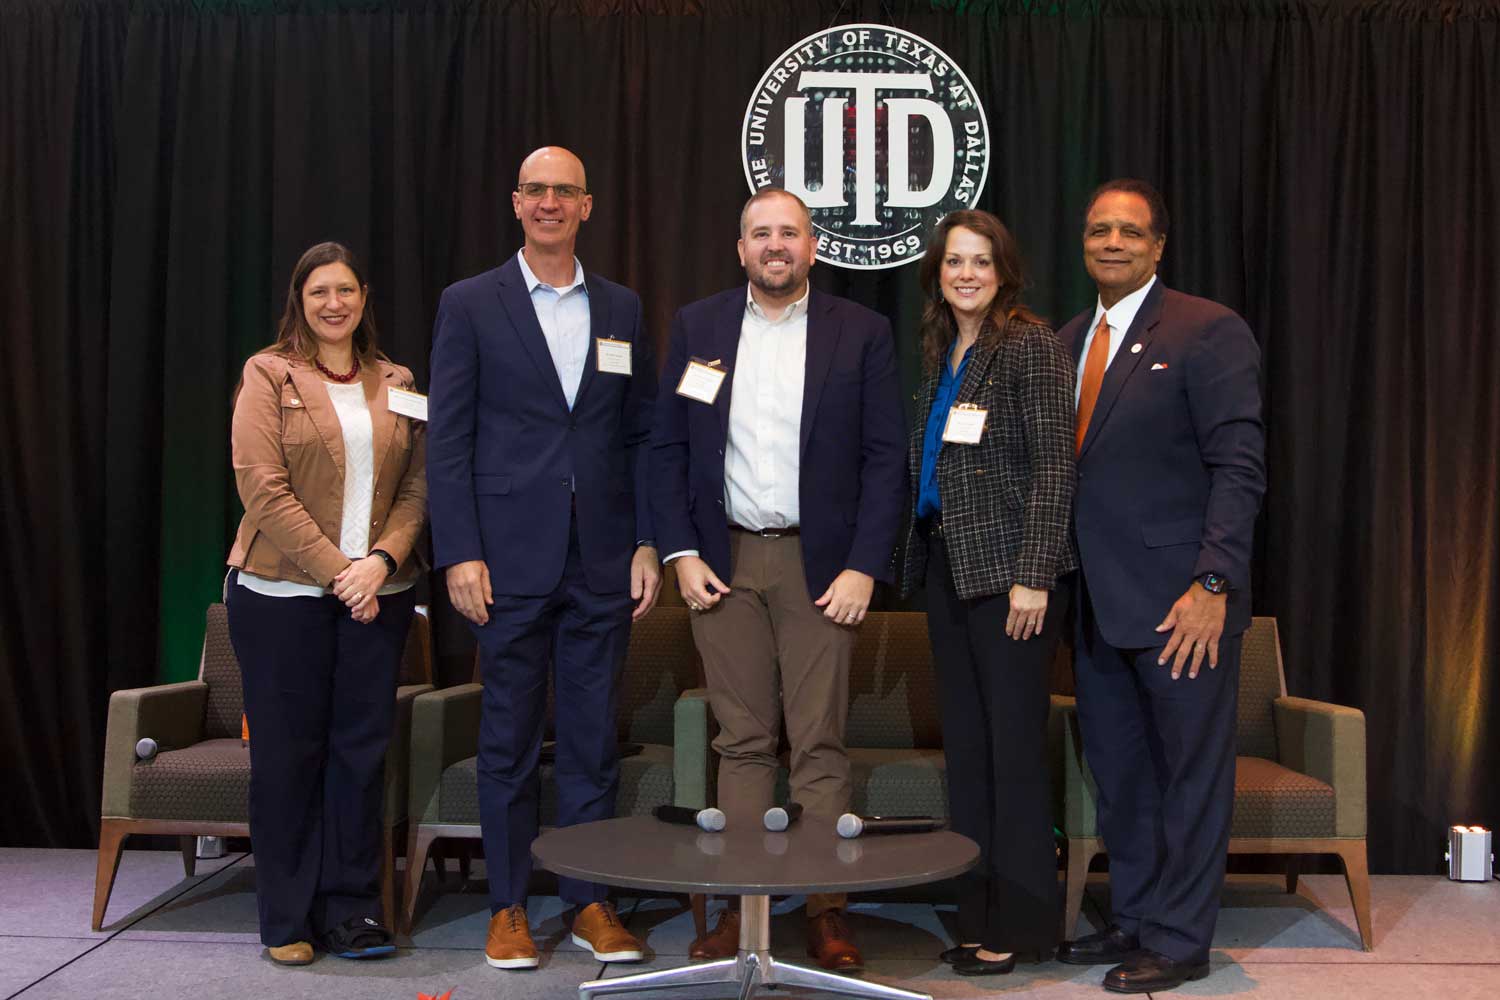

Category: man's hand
[1155, 584, 1228, 679]
[631, 546, 662, 621]
[674, 555, 729, 611]
[446, 559, 493, 626]
[332, 555, 389, 610]
[1005, 584, 1049, 640]
[815, 569, 875, 625]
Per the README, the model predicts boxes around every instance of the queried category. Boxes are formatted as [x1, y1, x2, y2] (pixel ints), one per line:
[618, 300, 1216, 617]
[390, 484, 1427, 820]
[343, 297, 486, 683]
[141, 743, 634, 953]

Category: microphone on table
[836, 814, 945, 839]
[653, 805, 727, 832]
[763, 802, 804, 832]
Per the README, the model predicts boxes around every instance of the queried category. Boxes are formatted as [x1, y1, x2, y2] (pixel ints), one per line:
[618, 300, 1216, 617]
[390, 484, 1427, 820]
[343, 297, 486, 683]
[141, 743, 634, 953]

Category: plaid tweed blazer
[898, 318, 1078, 600]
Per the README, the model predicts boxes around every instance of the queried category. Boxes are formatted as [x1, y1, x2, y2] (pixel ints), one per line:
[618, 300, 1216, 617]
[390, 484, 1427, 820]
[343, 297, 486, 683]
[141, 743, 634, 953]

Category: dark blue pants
[925, 536, 1064, 954]
[473, 518, 633, 912]
[1072, 575, 1241, 964]
[226, 573, 415, 947]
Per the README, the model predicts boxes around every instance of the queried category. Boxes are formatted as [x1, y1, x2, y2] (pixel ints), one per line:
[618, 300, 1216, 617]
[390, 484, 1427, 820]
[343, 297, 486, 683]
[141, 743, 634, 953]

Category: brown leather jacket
[226, 352, 427, 587]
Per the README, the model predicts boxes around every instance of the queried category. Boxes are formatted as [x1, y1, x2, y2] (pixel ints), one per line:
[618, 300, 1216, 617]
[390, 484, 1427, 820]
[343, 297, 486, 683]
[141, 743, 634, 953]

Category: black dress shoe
[952, 952, 1016, 976]
[939, 944, 979, 964]
[1103, 950, 1210, 994]
[1056, 924, 1140, 966]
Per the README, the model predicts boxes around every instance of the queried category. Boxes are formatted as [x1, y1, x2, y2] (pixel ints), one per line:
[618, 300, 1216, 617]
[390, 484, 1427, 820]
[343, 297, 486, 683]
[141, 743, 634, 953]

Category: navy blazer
[1058, 280, 1266, 648]
[427, 255, 656, 596]
[650, 287, 907, 599]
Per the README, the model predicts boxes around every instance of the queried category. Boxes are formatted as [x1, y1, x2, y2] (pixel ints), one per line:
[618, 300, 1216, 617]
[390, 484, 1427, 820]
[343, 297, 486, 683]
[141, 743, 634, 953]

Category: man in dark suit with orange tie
[1055, 179, 1265, 994]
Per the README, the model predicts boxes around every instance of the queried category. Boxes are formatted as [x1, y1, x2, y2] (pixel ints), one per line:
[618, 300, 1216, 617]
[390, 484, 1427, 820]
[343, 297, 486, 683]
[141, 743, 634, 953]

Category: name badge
[596, 337, 633, 376]
[676, 358, 727, 405]
[942, 403, 987, 445]
[387, 387, 428, 422]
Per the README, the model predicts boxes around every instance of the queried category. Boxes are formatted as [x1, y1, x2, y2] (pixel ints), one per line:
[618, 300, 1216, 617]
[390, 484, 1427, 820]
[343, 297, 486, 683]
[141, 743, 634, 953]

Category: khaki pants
[690, 531, 853, 916]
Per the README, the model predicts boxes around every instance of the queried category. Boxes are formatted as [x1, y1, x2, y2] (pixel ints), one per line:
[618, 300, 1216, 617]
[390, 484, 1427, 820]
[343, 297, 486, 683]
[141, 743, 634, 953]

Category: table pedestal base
[578, 895, 932, 1000]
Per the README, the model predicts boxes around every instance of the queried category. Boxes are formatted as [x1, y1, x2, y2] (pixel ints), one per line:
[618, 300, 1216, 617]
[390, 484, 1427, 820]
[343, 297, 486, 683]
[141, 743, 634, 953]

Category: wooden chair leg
[93, 821, 129, 931]
[1063, 838, 1096, 940]
[1336, 840, 1374, 951]
[180, 836, 197, 877]
[457, 841, 472, 884]
[690, 893, 708, 940]
[1285, 855, 1300, 895]
[428, 842, 448, 882]
[403, 827, 439, 935]
[380, 826, 397, 932]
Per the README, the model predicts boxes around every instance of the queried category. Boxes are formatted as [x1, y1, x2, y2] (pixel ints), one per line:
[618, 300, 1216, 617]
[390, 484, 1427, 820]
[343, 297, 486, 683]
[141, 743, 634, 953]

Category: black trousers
[925, 535, 1064, 954]
[226, 572, 415, 947]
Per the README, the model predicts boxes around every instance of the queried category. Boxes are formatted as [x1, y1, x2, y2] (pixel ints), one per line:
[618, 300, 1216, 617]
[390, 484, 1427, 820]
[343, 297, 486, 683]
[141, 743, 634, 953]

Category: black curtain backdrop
[2, 0, 1497, 876]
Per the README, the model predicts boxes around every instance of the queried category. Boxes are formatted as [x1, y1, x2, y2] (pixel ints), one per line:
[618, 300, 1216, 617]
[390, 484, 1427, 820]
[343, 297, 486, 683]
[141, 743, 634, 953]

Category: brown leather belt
[728, 523, 800, 538]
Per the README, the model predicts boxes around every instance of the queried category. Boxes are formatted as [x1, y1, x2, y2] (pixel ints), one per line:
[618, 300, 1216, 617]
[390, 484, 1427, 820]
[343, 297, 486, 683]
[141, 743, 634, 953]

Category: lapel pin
[1130, 343, 1143, 354]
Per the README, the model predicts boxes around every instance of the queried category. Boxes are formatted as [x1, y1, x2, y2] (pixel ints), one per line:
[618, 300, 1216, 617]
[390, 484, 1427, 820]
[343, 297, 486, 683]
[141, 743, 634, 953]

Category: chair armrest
[1048, 695, 1099, 838]
[101, 681, 209, 818]
[672, 687, 711, 810]
[383, 683, 435, 827]
[1274, 696, 1367, 837]
[408, 683, 482, 824]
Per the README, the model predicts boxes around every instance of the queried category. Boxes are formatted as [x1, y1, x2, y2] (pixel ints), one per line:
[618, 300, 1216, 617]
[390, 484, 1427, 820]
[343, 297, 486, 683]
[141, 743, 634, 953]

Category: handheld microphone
[835, 813, 945, 839]
[135, 738, 159, 761]
[763, 802, 804, 832]
[653, 805, 727, 832]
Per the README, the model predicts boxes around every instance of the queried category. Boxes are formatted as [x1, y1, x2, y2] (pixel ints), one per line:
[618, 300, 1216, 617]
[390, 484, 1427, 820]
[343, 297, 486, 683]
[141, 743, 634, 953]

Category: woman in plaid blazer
[898, 211, 1077, 976]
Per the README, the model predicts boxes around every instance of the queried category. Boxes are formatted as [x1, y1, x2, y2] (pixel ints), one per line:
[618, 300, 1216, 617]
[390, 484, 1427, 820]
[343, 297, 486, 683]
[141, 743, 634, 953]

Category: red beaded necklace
[316, 356, 360, 383]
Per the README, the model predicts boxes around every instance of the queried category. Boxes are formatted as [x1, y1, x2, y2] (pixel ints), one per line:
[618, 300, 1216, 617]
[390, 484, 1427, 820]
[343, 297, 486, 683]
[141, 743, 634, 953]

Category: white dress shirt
[517, 249, 590, 410]
[664, 285, 809, 564]
[1075, 274, 1157, 405]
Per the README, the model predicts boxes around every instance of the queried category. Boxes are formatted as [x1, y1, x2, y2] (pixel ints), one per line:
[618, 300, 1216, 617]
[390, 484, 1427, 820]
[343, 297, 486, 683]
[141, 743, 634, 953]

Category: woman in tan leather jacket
[224, 242, 426, 965]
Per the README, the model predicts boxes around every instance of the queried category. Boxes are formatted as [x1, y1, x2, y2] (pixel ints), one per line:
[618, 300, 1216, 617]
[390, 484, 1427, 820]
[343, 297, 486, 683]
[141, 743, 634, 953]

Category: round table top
[532, 815, 978, 896]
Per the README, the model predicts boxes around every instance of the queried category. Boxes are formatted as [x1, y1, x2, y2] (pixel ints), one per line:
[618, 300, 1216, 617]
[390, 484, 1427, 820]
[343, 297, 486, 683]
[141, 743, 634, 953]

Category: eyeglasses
[517, 182, 587, 202]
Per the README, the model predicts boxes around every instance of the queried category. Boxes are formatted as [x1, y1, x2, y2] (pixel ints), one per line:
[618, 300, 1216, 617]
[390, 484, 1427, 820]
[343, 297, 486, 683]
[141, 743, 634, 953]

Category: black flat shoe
[939, 944, 979, 964]
[1103, 950, 1210, 994]
[952, 952, 1016, 976]
[1056, 924, 1140, 966]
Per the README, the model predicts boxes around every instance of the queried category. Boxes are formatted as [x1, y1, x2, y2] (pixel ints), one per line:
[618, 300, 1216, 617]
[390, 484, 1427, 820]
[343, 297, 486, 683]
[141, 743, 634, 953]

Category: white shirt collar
[517, 249, 586, 295]
[1091, 273, 1157, 334]
[744, 283, 810, 324]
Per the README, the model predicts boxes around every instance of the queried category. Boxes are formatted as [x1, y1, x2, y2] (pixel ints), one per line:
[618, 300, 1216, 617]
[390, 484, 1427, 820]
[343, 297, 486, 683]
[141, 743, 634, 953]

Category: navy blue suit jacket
[650, 287, 907, 598]
[427, 255, 655, 596]
[1058, 280, 1266, 648]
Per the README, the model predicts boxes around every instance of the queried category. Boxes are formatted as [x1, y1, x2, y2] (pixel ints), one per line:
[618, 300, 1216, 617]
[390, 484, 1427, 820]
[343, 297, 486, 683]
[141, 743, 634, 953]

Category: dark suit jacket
[898, 318, 1078, 600]
[427, 254, 656, 596]
[1058, 280, 1265, 648]
[650, 287, 907, 598]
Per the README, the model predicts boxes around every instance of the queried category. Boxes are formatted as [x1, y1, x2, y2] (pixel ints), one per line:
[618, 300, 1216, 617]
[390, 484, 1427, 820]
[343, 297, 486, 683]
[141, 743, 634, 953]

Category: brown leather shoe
[806, 908, 863, 972]
[485, 905, 539, 970]
[689, 909, 741, 961]
[571, 902, 644, 962]
[267, 941, 314, 966]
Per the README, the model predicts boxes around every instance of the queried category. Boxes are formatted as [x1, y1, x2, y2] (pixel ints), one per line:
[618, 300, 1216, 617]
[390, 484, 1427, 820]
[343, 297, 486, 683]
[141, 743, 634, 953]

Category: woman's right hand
[351, 593, 379, 624]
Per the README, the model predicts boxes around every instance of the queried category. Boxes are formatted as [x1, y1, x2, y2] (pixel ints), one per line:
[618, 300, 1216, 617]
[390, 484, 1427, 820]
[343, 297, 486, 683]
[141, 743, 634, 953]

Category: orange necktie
[1075, 313, 1111, 453]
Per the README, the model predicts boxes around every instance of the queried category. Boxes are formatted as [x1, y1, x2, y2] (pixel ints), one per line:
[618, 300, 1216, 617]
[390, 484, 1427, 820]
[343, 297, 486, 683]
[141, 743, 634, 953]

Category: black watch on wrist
[371, 549, 398, 575]
[1197, 572, 1228, 595]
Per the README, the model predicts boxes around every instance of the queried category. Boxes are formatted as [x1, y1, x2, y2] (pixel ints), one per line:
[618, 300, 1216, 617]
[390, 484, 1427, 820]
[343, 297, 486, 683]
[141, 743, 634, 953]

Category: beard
[748, 254, 808, 296]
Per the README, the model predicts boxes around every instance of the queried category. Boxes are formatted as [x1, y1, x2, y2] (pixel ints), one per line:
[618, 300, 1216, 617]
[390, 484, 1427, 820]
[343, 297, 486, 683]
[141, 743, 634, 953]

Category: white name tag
[596, 337, 633, 376]
[942, 404, 987, 445]
[676, 359, 727, 405]
[387, 387, 428, 422]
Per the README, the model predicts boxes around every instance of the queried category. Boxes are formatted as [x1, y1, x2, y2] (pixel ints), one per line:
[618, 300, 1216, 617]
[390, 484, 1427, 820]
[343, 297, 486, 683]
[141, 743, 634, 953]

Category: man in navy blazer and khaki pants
[427, 147, 660, 971]
[1055, 179, 1265, 994]
[651, 188, 906, 972]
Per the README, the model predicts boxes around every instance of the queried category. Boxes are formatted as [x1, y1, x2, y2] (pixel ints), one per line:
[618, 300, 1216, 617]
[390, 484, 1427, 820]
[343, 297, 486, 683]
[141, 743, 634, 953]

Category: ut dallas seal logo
[742, 24, 989, 270]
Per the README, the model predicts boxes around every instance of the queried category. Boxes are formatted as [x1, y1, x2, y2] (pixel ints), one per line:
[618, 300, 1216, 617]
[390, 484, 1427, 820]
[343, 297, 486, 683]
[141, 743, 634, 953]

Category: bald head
[517, 146, 588, 191]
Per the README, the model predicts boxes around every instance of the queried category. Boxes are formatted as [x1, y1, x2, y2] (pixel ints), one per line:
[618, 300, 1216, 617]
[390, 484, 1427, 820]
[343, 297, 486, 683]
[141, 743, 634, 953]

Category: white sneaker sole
[485, 954, 540, 970]
[571, 933, 643, 962]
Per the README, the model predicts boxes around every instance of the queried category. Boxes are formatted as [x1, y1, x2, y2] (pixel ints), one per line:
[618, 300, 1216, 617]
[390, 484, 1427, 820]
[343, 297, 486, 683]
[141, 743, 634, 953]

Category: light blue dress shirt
[516, 249, 591, 410]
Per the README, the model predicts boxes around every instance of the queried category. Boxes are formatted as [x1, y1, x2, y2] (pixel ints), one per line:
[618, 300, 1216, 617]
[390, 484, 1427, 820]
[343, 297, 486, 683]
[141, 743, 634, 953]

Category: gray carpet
[3, 848, 1499, 999]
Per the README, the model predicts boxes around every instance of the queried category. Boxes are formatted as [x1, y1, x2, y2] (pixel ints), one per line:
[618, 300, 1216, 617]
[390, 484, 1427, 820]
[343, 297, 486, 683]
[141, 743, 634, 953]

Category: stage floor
[1, 849, 1497, 998]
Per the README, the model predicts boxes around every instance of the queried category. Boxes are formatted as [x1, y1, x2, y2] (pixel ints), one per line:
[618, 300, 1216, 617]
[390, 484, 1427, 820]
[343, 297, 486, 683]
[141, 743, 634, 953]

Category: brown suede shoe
[689, 909, 741, 961]
[485, 905, 539, 970]
[267, 941, 314, 966]
[806, 908, 863, 972]
[571, 902, 644, 962]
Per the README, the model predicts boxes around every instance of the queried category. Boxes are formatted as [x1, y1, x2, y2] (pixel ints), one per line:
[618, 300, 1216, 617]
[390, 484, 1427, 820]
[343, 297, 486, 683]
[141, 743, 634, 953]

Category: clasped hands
[332, 555, 389, 623]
